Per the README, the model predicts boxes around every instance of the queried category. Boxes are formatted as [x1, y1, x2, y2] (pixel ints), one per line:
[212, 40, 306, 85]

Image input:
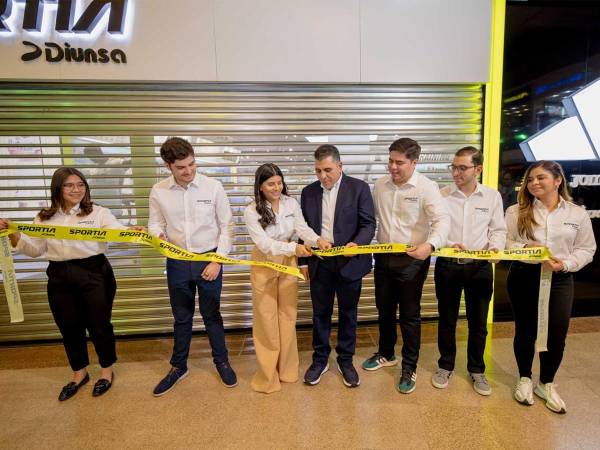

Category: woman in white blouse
[505, 160, 596, 414]
[244, 163, 331, 393]
[0, 167, 137, 401]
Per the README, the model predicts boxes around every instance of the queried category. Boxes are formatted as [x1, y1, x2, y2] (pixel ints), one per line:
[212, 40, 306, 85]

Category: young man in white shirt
[363, 137, 450, 394]
[148, 137, 237, 396]
[431, 146, 506, 396]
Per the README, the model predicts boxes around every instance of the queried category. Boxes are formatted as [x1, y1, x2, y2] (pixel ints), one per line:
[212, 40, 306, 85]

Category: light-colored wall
[0, 0, 492, 83]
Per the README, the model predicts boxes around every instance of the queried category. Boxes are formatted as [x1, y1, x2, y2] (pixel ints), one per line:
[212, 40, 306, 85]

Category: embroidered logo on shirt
[475, 207, 489, 213]
[77, 220, 95, 225]
[404, 197, 418, 203]
[563, 222, 580, 230]
[196, 199, 212, 205]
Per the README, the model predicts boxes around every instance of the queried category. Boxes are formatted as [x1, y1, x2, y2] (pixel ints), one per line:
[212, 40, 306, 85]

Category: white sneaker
[514, 376, 534, 405]
[534, 382, 567, 414]
[431, 368, 453, 389]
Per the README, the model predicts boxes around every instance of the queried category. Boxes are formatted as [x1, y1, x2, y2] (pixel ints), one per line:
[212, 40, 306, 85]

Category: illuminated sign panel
[0, 0, 128, 34]
[563, 78, 600, 155]
[520, 77, 600, 162]
[0, 0, 130, 64]
[520, 116, 597, 162]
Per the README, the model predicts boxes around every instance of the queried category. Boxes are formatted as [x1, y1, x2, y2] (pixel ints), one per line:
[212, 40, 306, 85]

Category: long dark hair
[38, 167, 93, 221]
[253, 163, 289, 229]
[517, 160, 571, 240]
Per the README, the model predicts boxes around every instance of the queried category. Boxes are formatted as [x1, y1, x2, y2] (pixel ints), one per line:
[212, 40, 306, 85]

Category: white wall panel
[214, 0, 360, 82]
[360, 0, 492, 83]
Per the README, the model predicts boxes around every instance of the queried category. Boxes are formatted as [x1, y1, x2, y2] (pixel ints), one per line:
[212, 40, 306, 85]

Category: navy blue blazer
[299, 174, 376, 281]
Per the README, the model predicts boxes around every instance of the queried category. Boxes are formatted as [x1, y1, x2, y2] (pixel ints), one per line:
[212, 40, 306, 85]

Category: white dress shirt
[441, 183, 507, 250]
[321, 176, 342, 243]
[15, 204, 125, 261]
[148, 173, 234, 256]
[505, 198, 596, 272]
[244, 195, 320, 256]
[373, 171, 450, 250]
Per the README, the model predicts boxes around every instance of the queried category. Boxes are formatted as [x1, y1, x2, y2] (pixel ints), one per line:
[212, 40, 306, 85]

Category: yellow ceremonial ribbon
[0, 222, 554, 324]
[313, 243, 552, 262]
[0, 237, 23, 323]
[0, 222, 305, 279]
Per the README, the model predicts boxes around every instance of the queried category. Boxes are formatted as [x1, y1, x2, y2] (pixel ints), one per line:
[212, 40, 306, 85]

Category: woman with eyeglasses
[0, 167, 140, 401]
[505, 160, 596, 414]
[243, 163, 331, 393]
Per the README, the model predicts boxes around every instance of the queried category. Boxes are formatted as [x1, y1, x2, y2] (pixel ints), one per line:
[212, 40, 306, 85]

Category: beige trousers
[250, 247, 299, 393]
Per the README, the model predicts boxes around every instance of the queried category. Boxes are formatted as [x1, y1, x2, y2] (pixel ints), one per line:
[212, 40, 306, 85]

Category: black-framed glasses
[448, 164, 476, 173]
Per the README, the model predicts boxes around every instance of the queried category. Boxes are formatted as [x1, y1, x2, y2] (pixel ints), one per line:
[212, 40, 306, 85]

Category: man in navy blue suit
[299, 144, 376, 388]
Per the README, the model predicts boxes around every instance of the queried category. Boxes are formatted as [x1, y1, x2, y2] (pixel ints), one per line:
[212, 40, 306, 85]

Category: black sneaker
[216, 361, 238, 387]
[337, 363, 360, 388]
[153, 367, 188, 397]
[303, 362, 329, 385]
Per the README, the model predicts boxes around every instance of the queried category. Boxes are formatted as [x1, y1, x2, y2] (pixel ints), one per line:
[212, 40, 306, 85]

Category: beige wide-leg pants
[250, 247, 299, 393]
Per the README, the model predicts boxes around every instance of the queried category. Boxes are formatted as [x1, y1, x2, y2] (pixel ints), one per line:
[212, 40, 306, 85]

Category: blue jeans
[166, 258, 228, 370]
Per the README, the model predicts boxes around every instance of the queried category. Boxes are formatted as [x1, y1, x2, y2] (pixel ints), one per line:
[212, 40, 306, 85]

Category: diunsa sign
[0, 0, 130, 64]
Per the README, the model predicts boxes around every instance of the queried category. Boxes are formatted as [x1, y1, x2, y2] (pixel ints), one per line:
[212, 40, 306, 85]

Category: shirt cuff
[285, 241, 297, 256]
[215, 247, 230, 258]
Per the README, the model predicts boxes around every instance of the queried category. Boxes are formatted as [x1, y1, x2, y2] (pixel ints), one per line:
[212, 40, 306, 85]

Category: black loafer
[58, 373, 90, 402]
[92, 373, 113, 397]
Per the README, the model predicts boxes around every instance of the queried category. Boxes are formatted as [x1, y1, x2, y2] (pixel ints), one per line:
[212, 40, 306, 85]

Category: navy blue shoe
[153, 367, 189, 397]
[216, 361, 238, 387]
[303, 362, 329, 385]
[337, 363, 360, 388]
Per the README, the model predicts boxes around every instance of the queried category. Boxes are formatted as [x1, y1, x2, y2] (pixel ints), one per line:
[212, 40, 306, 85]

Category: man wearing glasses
[363, 138, 449, 394]
[431, 146, 506, 396]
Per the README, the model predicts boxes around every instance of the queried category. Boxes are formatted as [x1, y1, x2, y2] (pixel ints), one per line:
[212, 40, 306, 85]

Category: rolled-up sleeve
[505, 205, 526, 249]
[423, 185, 450, 250]
[148, 187, 167, 238]
[292, 199, 319, 248]
[488, 192, 507, 250]
[214, 184, 234, 257]
[563, 210, 596, 272]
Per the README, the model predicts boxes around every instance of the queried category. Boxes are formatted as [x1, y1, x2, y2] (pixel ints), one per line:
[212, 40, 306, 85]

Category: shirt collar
[385, 170, 419, 188]
[449, 182, 483, 197]
[60, 203, 81, 216]
[533, 197, 567, 211]
[321, 174, 343, 192]
[168, 173, 199, 190]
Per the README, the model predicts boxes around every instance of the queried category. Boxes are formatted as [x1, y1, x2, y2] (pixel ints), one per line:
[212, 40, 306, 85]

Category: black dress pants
[374, 254, 430, 372]
[434, 259, 493, 374]
[507, 262, 574, 384]
[46, 254, 117, 371]
[310, 256, 362, 367]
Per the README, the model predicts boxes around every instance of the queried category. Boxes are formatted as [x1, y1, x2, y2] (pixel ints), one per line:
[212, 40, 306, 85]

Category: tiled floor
[1, 318, 600, 449]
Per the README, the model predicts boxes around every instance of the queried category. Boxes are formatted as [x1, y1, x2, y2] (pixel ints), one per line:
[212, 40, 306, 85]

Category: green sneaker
[362, 353, 398, 371]
[397, 369, 417, 394]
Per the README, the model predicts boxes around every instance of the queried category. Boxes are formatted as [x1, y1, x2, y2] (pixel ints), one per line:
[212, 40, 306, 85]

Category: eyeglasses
[448, 164, 476, 173]
[62, 182, 86, 191]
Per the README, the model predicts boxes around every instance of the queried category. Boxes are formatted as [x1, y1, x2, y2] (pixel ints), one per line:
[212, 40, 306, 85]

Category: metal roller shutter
[0, 82, 483, 342]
